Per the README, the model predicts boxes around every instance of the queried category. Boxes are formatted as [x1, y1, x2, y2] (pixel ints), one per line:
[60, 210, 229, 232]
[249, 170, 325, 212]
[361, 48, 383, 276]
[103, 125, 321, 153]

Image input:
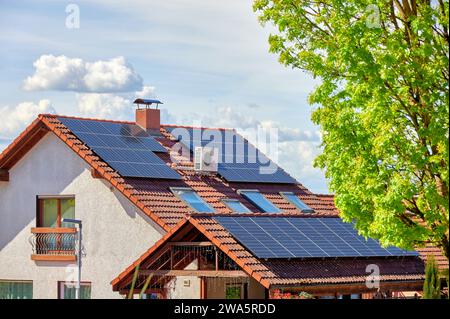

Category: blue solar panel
[59, 117, 181, 179]
[59, 118, 165, 151]
[214, 216, 419, 259]
[165, 126, 297, 184]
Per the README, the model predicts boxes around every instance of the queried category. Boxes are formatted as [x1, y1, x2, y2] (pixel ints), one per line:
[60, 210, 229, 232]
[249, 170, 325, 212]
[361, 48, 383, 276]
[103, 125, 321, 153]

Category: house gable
[0, 131, 165, 298]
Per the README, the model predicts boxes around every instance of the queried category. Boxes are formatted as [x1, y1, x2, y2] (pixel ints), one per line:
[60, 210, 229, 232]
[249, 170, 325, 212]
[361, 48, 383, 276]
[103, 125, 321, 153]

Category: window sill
[31, 227, 76, 234]
[31, 254, 77, 262]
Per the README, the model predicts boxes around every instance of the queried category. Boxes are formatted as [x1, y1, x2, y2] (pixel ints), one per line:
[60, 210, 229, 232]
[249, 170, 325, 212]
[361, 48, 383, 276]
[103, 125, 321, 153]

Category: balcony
[29, 227, 77, 261]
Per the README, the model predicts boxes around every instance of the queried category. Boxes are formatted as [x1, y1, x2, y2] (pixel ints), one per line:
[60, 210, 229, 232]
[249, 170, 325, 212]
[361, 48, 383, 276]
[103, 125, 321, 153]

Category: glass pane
[0, 281, 33, 299]
[240, 191, 281, 213]
[223, 199, 251, 213]
[226, 286, 241, 299]
[173, 189, 214, 213]
[61, 198, 75, 227]
[61, 283, 91, 299]
[41, 199, 58, 227]
[282, 193, 314, 213]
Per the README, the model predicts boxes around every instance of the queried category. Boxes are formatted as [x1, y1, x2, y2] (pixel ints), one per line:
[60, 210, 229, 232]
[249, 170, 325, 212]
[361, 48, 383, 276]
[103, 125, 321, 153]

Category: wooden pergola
[116, 235, 250, 298]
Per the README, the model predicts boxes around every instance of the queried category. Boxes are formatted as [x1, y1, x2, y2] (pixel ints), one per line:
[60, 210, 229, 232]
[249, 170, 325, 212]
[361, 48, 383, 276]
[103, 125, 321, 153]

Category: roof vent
[194, 147, 218, 173]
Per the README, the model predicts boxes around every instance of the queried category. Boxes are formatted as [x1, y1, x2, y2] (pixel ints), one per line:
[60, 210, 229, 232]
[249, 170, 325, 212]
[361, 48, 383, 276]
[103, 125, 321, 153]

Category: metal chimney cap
[134, 98, 163, 109]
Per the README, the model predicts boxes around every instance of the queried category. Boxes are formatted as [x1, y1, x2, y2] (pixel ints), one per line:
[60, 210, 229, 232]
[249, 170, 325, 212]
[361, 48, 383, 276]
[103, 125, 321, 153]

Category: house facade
[0, 104, 436, 299]
[0, 131, 166, 298]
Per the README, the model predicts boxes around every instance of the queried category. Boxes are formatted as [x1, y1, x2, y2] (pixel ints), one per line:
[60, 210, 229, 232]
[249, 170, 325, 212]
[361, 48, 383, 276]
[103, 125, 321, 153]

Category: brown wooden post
[200, 277, 207, 299]
[215, 248, 219, 271]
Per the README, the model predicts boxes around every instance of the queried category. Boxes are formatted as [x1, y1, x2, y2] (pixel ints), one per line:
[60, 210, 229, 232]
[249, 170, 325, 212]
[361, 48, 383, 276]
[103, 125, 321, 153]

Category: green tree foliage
[254, 0, 449, 258]
[423, 255, 441, 299]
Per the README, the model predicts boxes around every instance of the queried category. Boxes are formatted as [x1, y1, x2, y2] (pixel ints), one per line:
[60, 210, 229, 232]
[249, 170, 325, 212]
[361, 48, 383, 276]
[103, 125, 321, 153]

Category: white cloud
[278, 140, 328, 192]
[0, 99, 56, 138]
[77, 93, 132, 120]
[76, 85, 175, 122]
[23, 55, 143, 93]
[135, 85, 156, 98]
[259, 121, 321, 142]
[186, 106, 320, 142]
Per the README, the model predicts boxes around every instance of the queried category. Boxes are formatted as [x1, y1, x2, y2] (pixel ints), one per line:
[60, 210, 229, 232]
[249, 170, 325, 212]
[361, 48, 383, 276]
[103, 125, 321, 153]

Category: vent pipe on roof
[134, 99, 162, 131]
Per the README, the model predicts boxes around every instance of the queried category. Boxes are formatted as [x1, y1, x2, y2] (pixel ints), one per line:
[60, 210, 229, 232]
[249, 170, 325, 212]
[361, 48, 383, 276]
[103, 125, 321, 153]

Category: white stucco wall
[166, 260, 201, 299]
[0, 133, 165, 299]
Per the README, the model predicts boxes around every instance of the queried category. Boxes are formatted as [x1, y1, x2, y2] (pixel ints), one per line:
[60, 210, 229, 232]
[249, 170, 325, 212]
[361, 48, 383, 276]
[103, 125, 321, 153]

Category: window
[171, 188, 214, 213]
[238, 190, 281, 213]
[225, 284, 242, 299]
[222, 199, 251, 213]
[58, 282, 91, 299]
[0, 280, 33, 299]
[37, 196, 75, 227]
[280, 192, 314, 213]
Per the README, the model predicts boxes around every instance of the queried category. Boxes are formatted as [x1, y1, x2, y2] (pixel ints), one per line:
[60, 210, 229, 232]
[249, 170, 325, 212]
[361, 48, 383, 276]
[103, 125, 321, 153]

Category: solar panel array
[59, 117, 181, 180]
[214, 216, 419, 259]
[165, 127, 297, 184]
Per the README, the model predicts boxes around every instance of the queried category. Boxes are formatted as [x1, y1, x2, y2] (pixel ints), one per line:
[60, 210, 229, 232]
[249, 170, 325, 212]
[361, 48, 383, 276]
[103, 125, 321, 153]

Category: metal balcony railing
[29, 228, 77, 256]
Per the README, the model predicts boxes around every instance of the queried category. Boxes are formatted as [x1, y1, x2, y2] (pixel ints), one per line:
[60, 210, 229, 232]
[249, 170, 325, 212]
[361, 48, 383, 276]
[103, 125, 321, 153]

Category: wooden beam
[200, 277, 207, 299]
[139, 270, 247, 278]
[0, 169, 9, 182]
[119, 288, 165, 296]
[168, 241, 213, 247]
[91, 168, 103, 179]
[215, 248, 219, 271]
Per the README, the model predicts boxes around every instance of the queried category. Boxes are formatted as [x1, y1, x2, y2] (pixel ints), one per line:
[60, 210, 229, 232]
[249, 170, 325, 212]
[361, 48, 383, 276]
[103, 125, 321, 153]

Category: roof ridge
[162, 124, 235, 131]
[39, 113, 136, 125]
[40, 115, 237, 131]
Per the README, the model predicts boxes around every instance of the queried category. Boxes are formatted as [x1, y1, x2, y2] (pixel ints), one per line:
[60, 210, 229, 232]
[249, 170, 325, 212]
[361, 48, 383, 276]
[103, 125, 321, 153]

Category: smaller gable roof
[111, 215, 425, 291]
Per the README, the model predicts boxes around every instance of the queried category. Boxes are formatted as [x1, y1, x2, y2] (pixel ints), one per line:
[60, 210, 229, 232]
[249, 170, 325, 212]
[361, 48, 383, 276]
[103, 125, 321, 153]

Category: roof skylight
[238, 190, 281, 213]
[280, 192, 314, 213]
[222, 199, 251, 213]
[171, 187, 214, 213]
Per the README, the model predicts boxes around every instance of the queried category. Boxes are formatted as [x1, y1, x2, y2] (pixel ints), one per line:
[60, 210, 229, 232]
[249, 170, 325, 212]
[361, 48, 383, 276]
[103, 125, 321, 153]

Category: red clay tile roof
[0, 114, 337, 231]
[111, 215, 425, 291]
[416, 245, 449, 271]
[1, 114, 445, 284]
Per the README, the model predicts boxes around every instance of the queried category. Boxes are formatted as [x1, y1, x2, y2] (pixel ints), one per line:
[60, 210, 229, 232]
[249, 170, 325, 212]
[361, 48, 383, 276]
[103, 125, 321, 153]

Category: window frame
[237, 189, 281, 213]
[222, 198, 251, 213]
[170, 187, 215, 213]
[36, 195, 75, 228]
[280, 192, 314, 213]
[57, 281, 91, 299]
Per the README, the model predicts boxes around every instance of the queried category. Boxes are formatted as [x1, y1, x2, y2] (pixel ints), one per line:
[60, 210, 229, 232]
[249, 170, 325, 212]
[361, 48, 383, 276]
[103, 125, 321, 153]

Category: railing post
[76, 223, 82, 300]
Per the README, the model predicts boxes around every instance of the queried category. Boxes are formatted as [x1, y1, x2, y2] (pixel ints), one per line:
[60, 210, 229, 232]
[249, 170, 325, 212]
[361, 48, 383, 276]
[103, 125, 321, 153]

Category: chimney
[134, 98, 163, 131]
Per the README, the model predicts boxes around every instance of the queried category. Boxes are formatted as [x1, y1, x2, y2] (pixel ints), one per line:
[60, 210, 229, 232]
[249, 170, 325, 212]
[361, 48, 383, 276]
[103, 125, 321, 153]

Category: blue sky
[0, 0, 329, 193]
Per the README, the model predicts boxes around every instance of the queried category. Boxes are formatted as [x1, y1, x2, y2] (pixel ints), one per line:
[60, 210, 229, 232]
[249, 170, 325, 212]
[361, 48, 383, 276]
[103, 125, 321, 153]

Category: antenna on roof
[133, 98, 163, 109]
